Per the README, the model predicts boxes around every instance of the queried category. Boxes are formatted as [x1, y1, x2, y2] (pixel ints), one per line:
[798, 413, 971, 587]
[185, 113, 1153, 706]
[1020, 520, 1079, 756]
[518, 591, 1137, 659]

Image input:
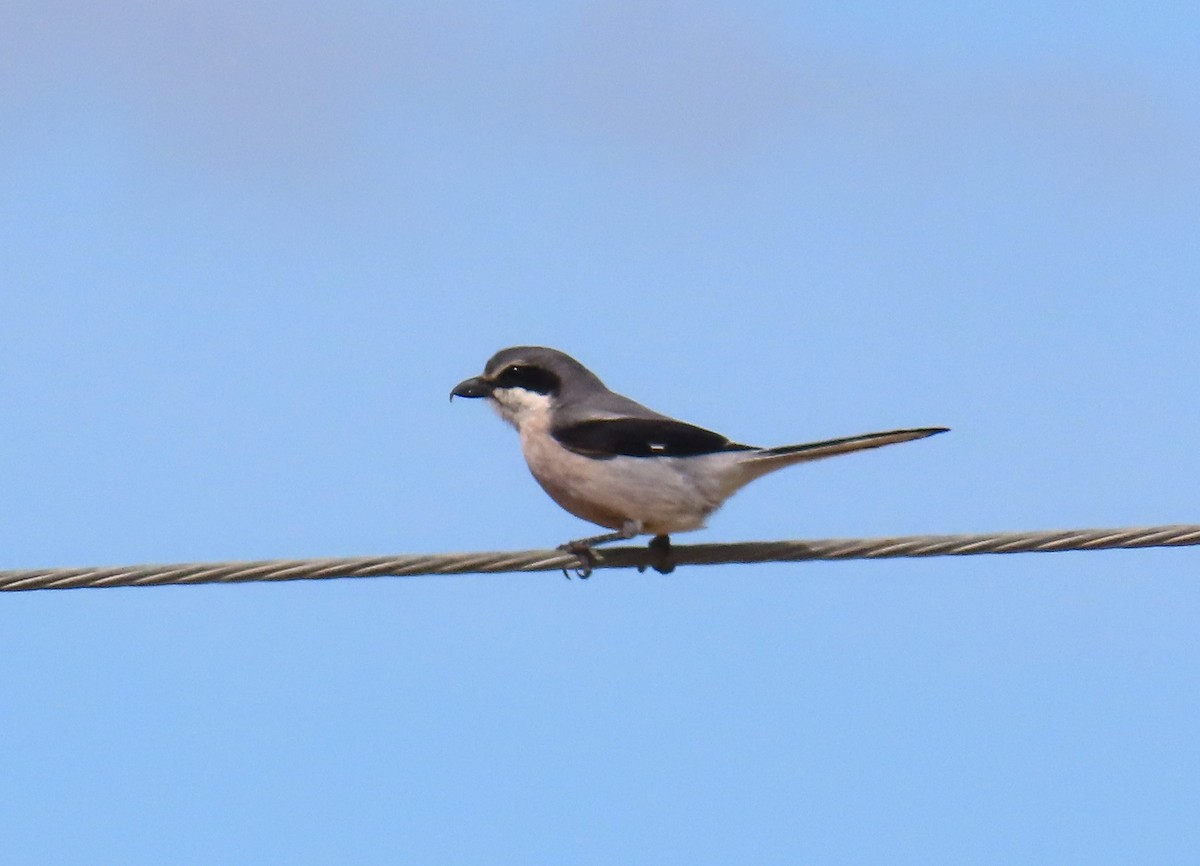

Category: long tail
[736, 426, 948, 484]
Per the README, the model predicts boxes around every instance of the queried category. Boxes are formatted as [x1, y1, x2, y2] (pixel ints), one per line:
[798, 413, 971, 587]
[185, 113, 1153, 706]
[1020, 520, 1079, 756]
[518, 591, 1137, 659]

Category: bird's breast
[517, 417, 740, 534]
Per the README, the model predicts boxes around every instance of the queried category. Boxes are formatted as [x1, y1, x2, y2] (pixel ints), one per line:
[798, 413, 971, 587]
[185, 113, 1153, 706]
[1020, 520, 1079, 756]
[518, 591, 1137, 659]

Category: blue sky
[2, 1, 1198, 862]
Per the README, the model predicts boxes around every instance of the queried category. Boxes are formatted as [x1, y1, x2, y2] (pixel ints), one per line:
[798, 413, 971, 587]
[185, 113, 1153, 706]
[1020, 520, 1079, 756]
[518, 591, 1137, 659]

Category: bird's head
[451, 346, 603, 428]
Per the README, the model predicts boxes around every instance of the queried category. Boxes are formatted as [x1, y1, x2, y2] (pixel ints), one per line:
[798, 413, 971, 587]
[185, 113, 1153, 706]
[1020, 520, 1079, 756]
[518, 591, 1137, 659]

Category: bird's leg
[558, 520, 641, 579]
[560, 519, 642, 553]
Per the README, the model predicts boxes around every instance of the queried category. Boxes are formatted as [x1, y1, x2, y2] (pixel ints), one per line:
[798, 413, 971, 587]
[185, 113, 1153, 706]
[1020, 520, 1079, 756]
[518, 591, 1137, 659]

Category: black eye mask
[491, 364, 561, 395]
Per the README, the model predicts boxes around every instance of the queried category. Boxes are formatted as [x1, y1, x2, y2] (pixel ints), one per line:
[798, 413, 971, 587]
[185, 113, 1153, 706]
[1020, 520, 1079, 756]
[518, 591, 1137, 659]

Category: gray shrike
[451, 346, 947, 574]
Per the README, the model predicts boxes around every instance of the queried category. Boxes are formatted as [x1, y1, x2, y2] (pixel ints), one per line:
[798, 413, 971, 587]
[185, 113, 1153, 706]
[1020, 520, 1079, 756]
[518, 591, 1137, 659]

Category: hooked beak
[450, 376, 493, 401]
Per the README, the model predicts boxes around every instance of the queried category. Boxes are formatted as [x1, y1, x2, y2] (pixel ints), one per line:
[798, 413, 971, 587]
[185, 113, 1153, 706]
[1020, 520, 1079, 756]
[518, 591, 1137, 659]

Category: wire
[1, 523, 1197, 592]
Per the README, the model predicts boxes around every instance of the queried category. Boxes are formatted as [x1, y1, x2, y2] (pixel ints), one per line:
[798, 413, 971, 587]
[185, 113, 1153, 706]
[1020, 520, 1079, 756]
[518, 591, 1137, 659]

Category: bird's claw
[558, 531, 673, 578]
[647, 534, 675, 575]
[558, 541, 598, 579]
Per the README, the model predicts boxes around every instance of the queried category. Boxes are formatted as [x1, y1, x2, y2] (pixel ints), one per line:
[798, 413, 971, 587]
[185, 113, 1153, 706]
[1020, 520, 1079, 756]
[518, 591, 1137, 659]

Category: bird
[451, 346, 947, 575]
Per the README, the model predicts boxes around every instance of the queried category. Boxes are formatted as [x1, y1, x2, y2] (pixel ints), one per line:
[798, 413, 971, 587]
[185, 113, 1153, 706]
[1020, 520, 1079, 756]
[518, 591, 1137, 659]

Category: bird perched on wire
[451, 346, 946, 576]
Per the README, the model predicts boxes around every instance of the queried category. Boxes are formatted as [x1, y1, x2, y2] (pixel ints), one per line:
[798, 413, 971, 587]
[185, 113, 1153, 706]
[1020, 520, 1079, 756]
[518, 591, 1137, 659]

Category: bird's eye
[493, 363, 561, 395]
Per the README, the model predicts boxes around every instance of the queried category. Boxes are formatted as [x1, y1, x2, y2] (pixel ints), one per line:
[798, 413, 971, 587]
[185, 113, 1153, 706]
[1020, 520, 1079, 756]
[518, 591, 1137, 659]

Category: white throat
[488, 387, 555, 430]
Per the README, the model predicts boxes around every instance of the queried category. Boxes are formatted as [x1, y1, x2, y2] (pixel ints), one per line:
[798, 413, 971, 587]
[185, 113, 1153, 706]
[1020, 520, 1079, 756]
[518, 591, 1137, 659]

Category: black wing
[552, 418, 755, 459]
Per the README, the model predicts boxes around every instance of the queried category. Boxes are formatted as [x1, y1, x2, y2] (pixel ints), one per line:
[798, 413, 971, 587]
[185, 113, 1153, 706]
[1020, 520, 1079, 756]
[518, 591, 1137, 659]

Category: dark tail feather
[751, 426, 948, 467]
[715, 426, 947, 494]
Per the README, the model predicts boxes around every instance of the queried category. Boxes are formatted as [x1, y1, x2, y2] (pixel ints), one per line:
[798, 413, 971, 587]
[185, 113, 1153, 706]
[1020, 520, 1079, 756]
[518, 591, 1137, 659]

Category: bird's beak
[450, 376, 493, 401]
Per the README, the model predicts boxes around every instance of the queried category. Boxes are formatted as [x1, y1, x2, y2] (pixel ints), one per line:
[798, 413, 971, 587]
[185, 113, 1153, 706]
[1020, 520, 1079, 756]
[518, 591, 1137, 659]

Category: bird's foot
[558, 540, 599, 579]
[638, 534, 675, 575]
[557, 520, 642, 579]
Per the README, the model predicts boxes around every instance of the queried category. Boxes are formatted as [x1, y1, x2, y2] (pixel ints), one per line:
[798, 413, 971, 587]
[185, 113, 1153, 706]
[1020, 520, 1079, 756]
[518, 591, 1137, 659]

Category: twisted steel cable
[1, 524, 1197, 592]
